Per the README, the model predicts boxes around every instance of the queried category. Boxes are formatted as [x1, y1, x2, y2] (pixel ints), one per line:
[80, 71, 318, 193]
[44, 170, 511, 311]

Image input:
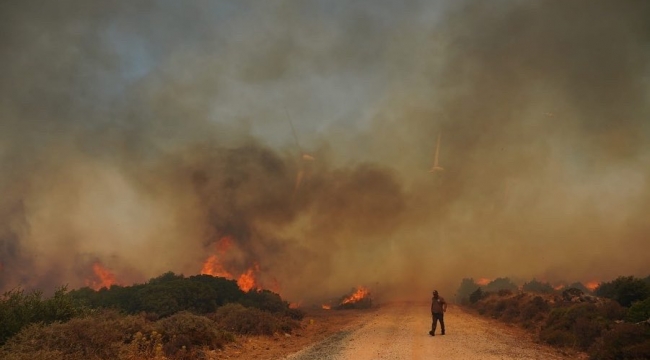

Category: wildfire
[476, 277, 491, 286]
[322, 304, 331, 310]
[341, 286, 370, 305]
[584, 280, 600, 292]
[200, 255, 233, 278]
[289, 301, 302, 309]
[237, 263, 260, 292]
[200, 236, 263, 293]
[87, 262, 118, 290]
[554, 284, 566, 290]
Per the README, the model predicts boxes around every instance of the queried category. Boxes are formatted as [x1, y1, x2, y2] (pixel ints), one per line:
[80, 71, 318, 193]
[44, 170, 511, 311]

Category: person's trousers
[431, 312, 445, 334]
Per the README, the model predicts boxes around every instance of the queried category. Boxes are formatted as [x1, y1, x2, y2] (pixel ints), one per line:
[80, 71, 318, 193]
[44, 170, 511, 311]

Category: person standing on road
[430, 290, 447, 336]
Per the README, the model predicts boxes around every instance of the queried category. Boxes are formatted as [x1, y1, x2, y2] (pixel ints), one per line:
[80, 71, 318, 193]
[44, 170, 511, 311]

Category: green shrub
[596, 276, 650, 307]
[521, 296, 550, 322]
[0, 287, 83, 346]
[522, 279, 555, 294]
[626, 297, 650, 323]
[456, 278, 480, 304]
[588, 323, 650, 360]
[484, 278, 518, 293]
[469, 287, 485, 304]
[540, 303, 609, 350]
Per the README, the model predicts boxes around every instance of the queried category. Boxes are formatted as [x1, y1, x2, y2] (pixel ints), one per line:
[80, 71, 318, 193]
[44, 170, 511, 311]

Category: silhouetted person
[430, 290, 447, 336]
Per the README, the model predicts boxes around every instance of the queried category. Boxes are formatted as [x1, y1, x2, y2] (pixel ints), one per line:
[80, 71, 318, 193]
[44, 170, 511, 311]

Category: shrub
[211, 303, 299, 335]
[522, 279, 555, 294]
[626, 297, 650, 323]
[521, 296, 550, 322]
[456, 278, 480, 304]
[0, 310, 153, 360]
[484, 278, 518, 293]
[154, 311, 234, 356]
[540, 303, 609, 350]
[469, 287, 485, 304]
[596, 276, 650, 307]
[0, 287, 83, 346]
[498, 289, 513, 297]
[588, 323, 650, 360]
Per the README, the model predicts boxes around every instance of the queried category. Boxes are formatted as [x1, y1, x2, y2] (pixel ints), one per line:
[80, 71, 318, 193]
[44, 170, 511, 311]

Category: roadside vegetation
[0, 272, 304, 360]
[457, 275, 650, 360]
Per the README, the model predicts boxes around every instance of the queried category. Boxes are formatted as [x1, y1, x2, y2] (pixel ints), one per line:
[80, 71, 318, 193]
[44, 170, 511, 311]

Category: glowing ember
[554, 284, 566, 290]
[87, 262, 118, 290]
[341, 286, 370, 305]
[476, 277, 491, 286]
[584, 281, 599, 292]
[322, 304, 331, 310]
[289, 301, 302, 309]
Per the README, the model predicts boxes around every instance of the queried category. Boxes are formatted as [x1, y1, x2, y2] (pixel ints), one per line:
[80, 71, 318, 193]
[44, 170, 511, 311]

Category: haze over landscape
[1, 1, 649, 304]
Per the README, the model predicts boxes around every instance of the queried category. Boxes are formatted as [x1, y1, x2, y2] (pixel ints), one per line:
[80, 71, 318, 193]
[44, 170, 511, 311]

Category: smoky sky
[1, 1, 649, 303]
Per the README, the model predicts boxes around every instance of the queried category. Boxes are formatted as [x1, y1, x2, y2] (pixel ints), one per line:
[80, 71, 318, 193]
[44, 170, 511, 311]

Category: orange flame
[476, 277, 491, 286]
[554, 284, 566, 290]
[584, 281, 599, 292]
[341, 286, 370, 305]
[322, 304, 331, 310]
[201, 236, 235, 278]
[87, 262, 118, 290]
[237, 263, 260, 292]
[289, 301, 302, 309]
[200, 255, 233, 278]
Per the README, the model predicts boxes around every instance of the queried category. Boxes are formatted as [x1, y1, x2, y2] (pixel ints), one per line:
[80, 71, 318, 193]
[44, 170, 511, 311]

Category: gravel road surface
[284, 302, 576, 360]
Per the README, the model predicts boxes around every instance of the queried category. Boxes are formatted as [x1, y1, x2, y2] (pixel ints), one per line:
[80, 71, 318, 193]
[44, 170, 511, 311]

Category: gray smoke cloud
[1, 1, 649, 303]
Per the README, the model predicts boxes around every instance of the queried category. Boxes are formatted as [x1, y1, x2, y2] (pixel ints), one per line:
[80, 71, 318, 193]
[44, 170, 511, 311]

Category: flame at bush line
[237, 263, 260, 292]
[289, 301, 302, 309]
[585, 280, 600, 292]
[86, 262, 118, 290]
[475, 277, 491, 286]
[341, 286, 370, 305]
[199, 236, 263, 292]
[200, 255, 233, 278]
[321, 304, 331, 310]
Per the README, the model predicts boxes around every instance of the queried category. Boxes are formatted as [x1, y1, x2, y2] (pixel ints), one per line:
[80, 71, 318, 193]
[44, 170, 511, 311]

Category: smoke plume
[1, 1, 649, 303]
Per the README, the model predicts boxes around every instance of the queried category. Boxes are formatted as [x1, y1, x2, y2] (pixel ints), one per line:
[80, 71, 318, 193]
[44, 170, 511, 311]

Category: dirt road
[283, 302, 577, 360]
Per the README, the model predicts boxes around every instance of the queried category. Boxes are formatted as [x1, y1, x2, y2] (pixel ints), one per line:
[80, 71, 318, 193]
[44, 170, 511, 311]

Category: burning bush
[336, 287, 372, 310]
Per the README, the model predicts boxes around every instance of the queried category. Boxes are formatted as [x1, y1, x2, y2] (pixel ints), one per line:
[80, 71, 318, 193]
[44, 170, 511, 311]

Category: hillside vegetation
[457, 276, 650, 360]
[0, 272, 303, 360]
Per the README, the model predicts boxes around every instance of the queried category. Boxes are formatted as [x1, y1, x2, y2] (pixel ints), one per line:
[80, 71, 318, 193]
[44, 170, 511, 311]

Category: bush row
[1, 272, 304, 348]
[1, 304, 301, 360]
[458, 275, 650, 360]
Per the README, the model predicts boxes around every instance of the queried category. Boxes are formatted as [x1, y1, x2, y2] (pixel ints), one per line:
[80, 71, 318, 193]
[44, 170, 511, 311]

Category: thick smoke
[0, 1, 649, 303]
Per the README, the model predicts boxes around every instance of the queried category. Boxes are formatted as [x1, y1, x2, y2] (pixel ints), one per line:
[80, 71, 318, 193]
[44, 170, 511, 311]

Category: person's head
[433, 290, 439, 298]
